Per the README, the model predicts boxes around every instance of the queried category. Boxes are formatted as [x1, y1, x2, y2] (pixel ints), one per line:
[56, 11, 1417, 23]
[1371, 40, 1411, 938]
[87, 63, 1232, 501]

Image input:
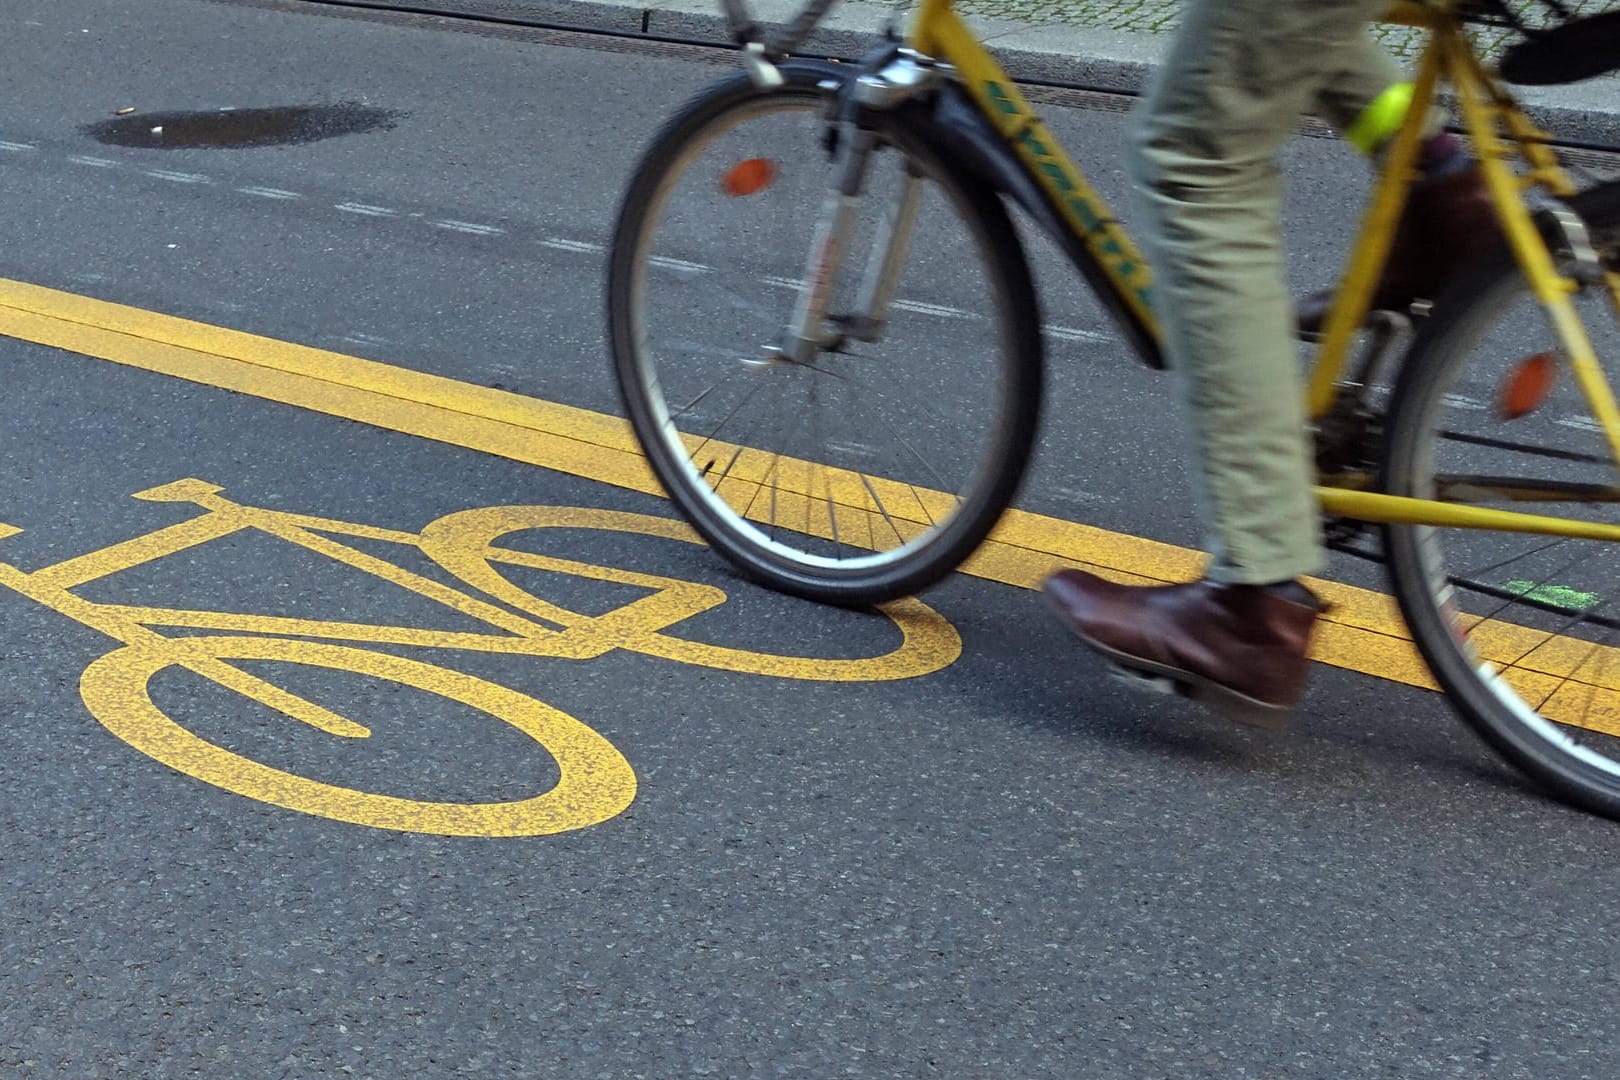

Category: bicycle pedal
[1103, 661, 1185, 698]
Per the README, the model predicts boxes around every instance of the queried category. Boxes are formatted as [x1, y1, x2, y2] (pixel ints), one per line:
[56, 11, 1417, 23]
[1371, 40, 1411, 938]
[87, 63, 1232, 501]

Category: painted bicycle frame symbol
[0, 479, 960, 836]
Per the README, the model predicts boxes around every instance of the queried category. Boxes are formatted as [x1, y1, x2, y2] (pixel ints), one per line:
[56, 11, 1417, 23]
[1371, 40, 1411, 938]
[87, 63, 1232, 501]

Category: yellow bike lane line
[3, 274, 1614, 727]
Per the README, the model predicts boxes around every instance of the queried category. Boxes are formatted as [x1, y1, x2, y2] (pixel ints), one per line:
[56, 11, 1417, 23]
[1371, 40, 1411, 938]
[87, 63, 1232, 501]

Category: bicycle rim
[608, 71, 1040, 606]
[1383, 181, 1620, 816]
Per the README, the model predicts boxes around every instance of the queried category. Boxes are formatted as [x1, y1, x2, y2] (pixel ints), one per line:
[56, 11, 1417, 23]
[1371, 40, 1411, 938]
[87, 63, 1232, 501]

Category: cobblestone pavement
[953, 0, 1611, 60]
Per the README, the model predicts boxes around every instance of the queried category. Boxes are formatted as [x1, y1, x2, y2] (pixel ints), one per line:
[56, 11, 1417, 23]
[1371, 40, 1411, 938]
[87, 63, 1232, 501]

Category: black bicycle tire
[1381, 178, 1620, 818]
[606, 63, 1043, 607]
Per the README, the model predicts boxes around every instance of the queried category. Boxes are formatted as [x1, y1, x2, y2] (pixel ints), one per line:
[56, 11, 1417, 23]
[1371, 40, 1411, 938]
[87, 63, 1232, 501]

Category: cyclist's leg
[1296, 34, 1496, 332]
[1123, 0, 1387, 586]
[1044, 0, 1388, 723]
[1312, 35, 1426, 153]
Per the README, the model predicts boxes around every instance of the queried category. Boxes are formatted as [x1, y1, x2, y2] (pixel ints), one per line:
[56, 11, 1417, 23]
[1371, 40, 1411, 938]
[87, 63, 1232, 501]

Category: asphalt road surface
[5, 1, 1620, 1076]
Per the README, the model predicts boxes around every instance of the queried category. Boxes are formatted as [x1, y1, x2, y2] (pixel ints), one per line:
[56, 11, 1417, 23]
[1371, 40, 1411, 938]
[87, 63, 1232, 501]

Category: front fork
[772, 125, 881, 364]
[765, 49, 940, 366]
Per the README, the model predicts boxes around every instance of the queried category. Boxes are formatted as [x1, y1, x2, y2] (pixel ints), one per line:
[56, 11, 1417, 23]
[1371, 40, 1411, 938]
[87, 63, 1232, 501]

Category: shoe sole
[1042, 588, 1293, 731]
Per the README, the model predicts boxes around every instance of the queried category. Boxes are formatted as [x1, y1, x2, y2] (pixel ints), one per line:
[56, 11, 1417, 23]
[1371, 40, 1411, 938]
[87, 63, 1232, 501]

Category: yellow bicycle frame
[908, 0, 1158, 343]
[906, 0, 1620, 542]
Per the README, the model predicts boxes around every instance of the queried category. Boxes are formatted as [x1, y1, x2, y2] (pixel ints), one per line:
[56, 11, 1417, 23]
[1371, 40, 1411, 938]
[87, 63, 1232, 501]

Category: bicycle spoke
[739, 450, 784, 525]
[673, 364, 750, 419]
[1524, 604, 1618, 712]
[825, 464, 842, 558]
[858, 472, 909, 547]
[909, 482, 938, 528]
[706, 443, 748, 493]
[805, 372, 823, 542]
[806, 371, 841, 554]
[1439, 429, 1613, 466]
[1456, 536, 1569, 579]
[769, 455, 780, 540]
[797, 351, 984, 500]
[685, 374, 773, 464]
[893, 432, 957, 516]
[827, 348, 991, 435]
[1495, 583, 1614, 674]
[1453, 575, 1620, 632]
[708, 376, 793, 495]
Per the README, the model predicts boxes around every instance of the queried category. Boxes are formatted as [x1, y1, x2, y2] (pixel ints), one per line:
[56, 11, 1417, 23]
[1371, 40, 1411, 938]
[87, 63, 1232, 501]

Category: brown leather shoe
[1042, 569, 1322, 729]
[1296, 165, 1501, 335]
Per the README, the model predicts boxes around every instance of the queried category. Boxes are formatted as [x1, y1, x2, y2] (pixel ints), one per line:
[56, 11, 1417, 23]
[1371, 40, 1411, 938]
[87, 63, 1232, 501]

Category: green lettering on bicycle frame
[1013, 127, 1053, 160]
[1065, 194, 1103, 233]
[985, 80, 1020, 116]
[1038, 160, 1075, 192]
[1099, 237, 1138, 276]
[983, 77, 1150, 312]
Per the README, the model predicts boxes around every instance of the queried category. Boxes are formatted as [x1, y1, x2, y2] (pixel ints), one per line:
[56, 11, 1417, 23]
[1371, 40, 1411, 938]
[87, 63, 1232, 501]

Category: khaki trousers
[1126, 0, 1398, 585]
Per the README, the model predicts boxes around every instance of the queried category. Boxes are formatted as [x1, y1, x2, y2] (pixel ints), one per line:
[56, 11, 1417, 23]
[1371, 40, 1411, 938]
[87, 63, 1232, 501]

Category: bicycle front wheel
[1382, 180, 1620, 817]
[607, 64, 1042, 606]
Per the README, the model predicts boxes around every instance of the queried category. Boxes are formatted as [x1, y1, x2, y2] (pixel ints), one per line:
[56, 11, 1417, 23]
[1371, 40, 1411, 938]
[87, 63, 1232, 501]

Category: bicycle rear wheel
[1382, 180, 1620, 817]
[607, 63, 1042, 606]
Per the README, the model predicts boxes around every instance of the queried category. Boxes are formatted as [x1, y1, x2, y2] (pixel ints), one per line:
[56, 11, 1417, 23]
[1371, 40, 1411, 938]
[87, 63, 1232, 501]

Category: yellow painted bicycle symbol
[0, 479, 960, 836]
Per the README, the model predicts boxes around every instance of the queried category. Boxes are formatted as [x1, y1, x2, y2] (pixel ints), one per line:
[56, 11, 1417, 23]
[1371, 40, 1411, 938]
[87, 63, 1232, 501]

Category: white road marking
[648, 255, 709, 272]
[238, 186, 302, 199]
[67, 155, 116, 168]
[1052, 485, 1112, 506]
[1044, 324, 1112, 344]
[432, 219, 503, 236]
[542, 237, 604, 254]
[891, 299, 973, 319]
[144, 169, 210, 184]
[335, 202, 398, 217]
[0, 140, 38, 152]
[764, 275, 993, 323]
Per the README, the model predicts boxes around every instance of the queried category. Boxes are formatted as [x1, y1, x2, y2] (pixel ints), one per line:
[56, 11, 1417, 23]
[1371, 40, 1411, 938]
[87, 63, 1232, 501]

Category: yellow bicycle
[607, 0, 1620, 815]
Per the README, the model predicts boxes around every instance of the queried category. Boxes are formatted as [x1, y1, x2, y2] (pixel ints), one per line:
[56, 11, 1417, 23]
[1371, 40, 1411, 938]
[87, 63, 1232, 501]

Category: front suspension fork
[773, 123, 882, 364]
[768, 51, 938, 364]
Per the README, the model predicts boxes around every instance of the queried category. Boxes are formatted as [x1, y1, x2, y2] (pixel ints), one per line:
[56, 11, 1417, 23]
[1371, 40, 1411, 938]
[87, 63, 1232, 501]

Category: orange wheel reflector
[1499, 351, 1559, 420]
[721, 158, 777, 197]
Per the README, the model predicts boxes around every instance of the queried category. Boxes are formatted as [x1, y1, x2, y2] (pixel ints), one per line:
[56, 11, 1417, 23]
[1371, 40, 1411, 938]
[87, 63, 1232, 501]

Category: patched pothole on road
[82, 103, 403, 149]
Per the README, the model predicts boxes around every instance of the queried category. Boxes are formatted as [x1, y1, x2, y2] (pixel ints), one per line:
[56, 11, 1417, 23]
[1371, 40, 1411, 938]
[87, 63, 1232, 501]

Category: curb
[337, 0, 1620, 146]
[328, 0, 1163, 87]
